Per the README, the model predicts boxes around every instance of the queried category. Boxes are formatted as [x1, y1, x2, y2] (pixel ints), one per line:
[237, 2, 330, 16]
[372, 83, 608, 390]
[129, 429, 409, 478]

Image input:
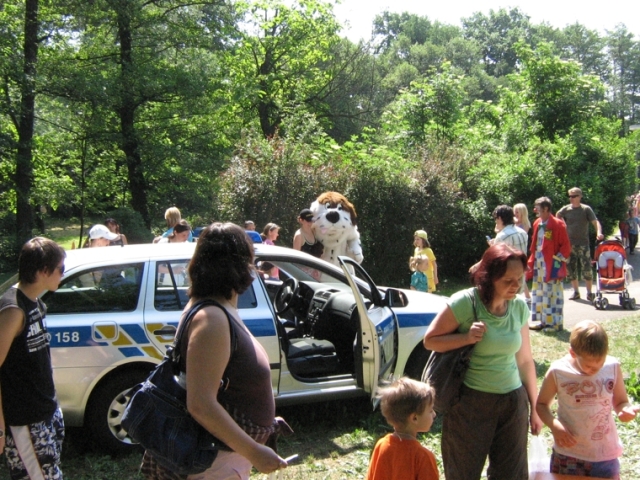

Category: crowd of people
[2, 190, 639, 480]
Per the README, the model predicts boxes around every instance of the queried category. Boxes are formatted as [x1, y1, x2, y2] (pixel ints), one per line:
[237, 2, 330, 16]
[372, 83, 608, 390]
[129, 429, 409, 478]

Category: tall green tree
[607, 26, 640, 128]
[45, 0, 241, 225]
[517, 42, 605, 141]
[233, 0, 342, 137]
[462, 7, 533, 77]
[382, 63, 464, 146]
[0, 0, 41, 244]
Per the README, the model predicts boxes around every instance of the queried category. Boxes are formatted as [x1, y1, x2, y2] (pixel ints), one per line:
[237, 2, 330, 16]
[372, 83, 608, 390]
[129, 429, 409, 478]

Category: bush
[214, 129, 473, 288]
[105, 208, 154, 244]
[0, 212, 18, 275]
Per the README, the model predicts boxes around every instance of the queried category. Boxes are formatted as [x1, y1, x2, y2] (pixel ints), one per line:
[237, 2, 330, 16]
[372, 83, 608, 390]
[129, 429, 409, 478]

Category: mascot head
[311, 191, 358, 243]
[310, 191, 363, 266]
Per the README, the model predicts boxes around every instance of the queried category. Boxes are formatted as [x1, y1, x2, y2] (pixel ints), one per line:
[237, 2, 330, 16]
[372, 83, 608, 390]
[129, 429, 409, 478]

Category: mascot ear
[350, 209, 358, 227]
[310, 200, 319, 214]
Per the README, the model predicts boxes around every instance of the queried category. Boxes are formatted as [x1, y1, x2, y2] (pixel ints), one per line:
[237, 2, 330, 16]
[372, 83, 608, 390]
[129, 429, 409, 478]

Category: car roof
[62, 242, 339, 272]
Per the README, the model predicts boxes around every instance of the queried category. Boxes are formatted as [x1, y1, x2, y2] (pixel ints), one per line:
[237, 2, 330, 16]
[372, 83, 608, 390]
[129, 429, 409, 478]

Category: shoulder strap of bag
[170, 299, 238, 366]
[468, 289, 478, 323]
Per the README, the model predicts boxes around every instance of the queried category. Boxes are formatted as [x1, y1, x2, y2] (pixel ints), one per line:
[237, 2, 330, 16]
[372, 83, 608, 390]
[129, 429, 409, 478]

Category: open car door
[338, 256, 398, 401]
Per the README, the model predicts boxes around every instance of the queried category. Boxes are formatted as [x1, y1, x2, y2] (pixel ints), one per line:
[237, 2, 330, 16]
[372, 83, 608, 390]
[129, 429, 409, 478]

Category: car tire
[85, 369, 150, 454]
[403, 346, 430, 380]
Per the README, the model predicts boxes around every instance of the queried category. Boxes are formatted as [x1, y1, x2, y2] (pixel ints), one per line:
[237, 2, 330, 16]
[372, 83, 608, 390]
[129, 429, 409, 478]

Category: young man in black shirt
[0, 237, 66, 479]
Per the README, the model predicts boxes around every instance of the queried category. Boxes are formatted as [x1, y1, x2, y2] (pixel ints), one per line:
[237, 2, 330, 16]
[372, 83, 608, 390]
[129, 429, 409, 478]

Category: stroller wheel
[630, 298, 636, 310]
[601, 298, 609, 310]
[594, 300, 603, 310]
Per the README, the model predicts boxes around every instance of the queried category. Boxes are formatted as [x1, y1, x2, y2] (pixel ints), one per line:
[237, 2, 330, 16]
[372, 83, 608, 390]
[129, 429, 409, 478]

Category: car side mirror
[384, 289, 408, 308]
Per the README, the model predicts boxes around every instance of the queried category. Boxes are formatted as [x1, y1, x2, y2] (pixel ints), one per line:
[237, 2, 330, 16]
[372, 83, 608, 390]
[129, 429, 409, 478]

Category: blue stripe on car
[243, 318, 276, 337]
[118, 347, 145, 357]
[395, 312, 436, 328]
[121, 324, 151, 344]
[48, 326, 106, 347]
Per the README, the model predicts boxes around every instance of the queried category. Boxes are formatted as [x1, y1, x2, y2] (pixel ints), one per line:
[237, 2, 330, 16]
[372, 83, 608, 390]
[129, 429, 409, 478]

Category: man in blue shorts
[0, 237, 66, 479]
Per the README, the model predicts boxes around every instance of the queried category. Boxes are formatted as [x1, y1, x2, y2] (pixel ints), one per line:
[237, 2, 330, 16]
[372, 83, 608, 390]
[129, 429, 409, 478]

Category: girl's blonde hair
[164, 207, 182, 228]
[513, 203, 531, 231]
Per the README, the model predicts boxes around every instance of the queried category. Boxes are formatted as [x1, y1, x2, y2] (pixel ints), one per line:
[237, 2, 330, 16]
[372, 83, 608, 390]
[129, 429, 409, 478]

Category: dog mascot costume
[310, 191, 363, 267]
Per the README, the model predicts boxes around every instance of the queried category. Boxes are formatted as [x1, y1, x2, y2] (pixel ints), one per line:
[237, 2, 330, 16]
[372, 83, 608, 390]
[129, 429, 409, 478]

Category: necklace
[393, 431, 416, 441]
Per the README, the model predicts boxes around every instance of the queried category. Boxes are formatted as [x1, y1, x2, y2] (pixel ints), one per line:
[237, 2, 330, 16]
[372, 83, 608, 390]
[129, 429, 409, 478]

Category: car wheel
[403, 346, 430, 380]
[85, 369, 150, 454]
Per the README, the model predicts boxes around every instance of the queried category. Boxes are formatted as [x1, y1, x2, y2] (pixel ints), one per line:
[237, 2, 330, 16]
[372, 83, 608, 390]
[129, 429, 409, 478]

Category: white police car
[28, 243, 445, 452]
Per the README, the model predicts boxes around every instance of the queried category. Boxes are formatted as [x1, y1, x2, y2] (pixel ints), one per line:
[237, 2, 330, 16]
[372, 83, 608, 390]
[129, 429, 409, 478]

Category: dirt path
[557, 241, 640, 330]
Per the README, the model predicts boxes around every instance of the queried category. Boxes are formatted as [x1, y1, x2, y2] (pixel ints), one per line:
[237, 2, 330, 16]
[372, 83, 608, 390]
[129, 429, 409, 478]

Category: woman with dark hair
[104, 218, 128, 246]
[156, 220, 191, 244]
[141, 223, 289, 479]
[424, 243, 542, 480]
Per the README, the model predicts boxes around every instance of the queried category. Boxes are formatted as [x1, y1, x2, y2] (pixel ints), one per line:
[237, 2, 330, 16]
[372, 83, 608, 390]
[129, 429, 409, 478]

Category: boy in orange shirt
[366, 378, 439, 480]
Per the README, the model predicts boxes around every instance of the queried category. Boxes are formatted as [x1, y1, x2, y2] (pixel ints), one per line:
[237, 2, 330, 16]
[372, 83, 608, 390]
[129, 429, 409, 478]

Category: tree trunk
[15, 0, 39, 245]
[257, 46, 279, 137]
[116, 4, 150, 227]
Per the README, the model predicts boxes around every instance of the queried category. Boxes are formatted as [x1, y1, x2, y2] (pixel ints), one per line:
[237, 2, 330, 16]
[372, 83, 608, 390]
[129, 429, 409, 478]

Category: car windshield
[257, 256, 375, 303]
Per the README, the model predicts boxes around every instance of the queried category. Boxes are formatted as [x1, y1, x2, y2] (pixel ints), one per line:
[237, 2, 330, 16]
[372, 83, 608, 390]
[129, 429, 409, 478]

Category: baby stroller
[593, 239, 635, 310]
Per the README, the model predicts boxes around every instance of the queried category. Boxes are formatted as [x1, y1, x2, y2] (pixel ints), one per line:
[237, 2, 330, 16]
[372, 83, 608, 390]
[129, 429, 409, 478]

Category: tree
[559, 23, 608, 80]
[233, 0, 342, 137]
[518, 42, 605, 141]
[607, 25, 640, 128]
[462, 7, 533, 77]
[43, 0, 241, 225]
[0, 0, 41, 244]
[382, 63, 464, 146]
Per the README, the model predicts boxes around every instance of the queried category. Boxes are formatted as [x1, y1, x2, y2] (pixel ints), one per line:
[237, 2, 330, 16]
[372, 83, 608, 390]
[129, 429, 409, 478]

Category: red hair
[471, 244, 526, 305]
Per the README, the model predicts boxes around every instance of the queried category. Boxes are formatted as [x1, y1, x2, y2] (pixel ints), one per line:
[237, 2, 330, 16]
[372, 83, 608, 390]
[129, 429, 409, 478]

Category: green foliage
[1, 1, 639, 280]
[216, 121, 475, 285]
[517, 42, 606, 141]
[0, 212, 19, 274]
[105, 208, 154, 244]
[462, 7, 533, 77]
[626, 370, 640, 402]
[382, 64, 465, 148]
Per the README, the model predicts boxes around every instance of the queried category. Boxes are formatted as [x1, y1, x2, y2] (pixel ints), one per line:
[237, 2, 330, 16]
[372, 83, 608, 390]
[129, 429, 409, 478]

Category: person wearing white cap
[88, 224, 119, 247]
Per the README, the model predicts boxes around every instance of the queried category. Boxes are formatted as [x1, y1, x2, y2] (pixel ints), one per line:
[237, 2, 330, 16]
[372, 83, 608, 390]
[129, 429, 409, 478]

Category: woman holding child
[424, 243, 542, 480]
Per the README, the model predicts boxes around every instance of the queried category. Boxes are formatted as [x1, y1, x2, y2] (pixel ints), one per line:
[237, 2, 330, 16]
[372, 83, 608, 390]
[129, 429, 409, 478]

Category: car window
[44, 263, 144, 314]
[154, 260, 258, 311]
[259, 258, 375, 303]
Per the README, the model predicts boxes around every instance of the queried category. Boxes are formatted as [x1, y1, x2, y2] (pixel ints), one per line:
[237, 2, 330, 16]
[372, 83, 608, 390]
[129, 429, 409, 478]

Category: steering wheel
[274, 277, 299, 315]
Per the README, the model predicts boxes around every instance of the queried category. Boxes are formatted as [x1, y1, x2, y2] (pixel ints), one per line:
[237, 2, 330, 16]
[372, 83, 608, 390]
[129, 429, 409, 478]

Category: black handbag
[422, 290, 478, 415]
[122, 299, 236, 475]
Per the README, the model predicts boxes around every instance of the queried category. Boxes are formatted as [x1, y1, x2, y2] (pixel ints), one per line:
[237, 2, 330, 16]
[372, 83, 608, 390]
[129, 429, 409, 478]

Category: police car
[25, 243, 444, 452]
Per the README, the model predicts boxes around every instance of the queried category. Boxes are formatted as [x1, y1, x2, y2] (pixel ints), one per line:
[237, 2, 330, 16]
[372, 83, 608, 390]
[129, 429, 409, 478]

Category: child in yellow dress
[412, 230, 438, 293]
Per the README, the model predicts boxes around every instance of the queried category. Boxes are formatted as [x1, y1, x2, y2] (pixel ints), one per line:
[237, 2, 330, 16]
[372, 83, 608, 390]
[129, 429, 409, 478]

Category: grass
[0, 218, 99, 281]
[0, 316, 638, 480]
[42, 217, 98, 251]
